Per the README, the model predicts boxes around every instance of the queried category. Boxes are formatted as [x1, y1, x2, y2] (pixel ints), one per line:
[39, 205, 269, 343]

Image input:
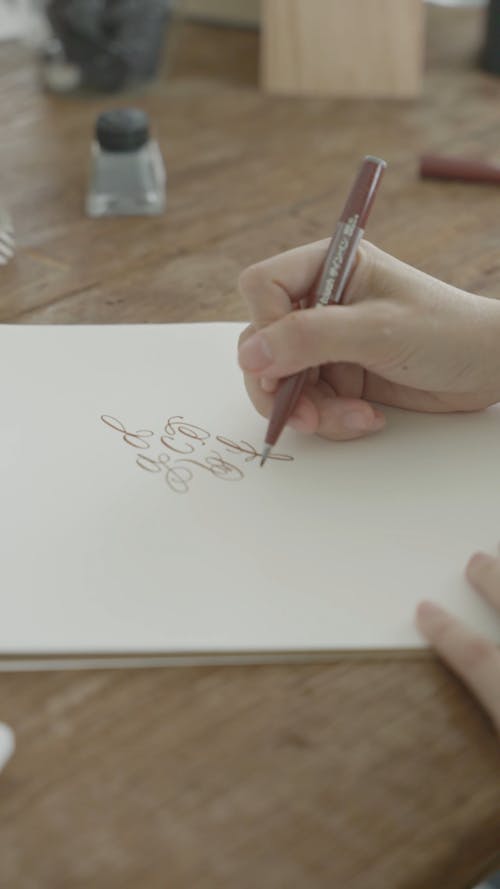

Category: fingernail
[238, 334, 273, 372]
[343, 412, 369, 431]
[343, 411, 375, 432]
[416, 600, 446, 630]
[288, 415, 310, 432]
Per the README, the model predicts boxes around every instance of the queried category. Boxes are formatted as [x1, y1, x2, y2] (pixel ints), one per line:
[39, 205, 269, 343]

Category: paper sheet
[1, 322, 499, 667]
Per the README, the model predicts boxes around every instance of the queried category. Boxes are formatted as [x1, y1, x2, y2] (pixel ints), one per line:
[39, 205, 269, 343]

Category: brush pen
[260, 155, 387, 466]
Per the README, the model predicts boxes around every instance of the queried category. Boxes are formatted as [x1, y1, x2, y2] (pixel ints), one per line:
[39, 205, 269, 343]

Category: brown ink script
[101, 415, 294, 494]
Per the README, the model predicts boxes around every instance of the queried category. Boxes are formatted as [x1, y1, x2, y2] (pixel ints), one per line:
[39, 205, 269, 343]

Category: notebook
[1, 322, 499, 669]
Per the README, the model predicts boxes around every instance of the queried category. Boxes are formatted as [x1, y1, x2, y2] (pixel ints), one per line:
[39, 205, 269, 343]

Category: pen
[420, 153, 500, 185]
[260, 155, 387, 466]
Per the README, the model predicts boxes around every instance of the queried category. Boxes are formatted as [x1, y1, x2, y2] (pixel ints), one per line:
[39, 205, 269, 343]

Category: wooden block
[181, 0, 260, 27]
[261, 0, 425, 98]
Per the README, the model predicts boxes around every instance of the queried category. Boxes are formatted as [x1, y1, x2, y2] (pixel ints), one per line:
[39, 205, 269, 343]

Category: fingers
[417, 547, 500, 734]
[306, 381, 385, 439]
[416, 601, 500, 734]
[466, 552, 500, 610]
[238, 239, 383, 329]
[236, 238, 395, 379]
[238, 240, 330, 328]
[243, 369, 385, 440]
[241, 322, 386, 440]
[237, 239, 387, 388]
[243, 370, 319, 433]
[238, 241, 389, 439]
[238, 301, 383, 379]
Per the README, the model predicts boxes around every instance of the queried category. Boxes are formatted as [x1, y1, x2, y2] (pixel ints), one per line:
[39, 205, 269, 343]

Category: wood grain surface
[261, 0, 424, 98]
[0, 7, 499, 888]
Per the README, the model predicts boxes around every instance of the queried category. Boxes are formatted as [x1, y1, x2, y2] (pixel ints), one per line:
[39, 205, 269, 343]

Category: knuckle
[238, 263, 267, 300]
[282, 310, 316, 357]
[345, 240, 377, 304]
[373, 305, 398, 343]
[367, 299, 397, 330]
[238, 263, 290, 327]
[358, 300, 404, 356]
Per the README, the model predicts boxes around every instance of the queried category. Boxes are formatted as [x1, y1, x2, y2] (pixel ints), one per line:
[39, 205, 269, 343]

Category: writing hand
[237, 240, 500, 440]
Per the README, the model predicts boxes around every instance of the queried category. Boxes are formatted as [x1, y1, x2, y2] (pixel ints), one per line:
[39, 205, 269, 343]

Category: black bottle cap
[95, 109, 150, 152]
[482, 0, 500, 76]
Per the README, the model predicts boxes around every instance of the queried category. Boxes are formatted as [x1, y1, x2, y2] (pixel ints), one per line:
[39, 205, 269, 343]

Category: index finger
[416, 600, 500, 734]
[238, 239, 329, 329]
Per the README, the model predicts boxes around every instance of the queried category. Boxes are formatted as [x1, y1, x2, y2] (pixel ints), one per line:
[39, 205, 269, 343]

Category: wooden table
[0, 7, 499, 888]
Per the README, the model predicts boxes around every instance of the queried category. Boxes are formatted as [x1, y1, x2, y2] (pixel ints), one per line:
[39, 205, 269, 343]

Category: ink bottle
[0, 204, 14, 265]
[483, 0, 500, 75]
[86, 109, 166, 217]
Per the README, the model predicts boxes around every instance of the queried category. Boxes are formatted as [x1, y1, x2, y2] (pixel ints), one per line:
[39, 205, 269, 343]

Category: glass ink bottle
[483, 0, 500, 76]
[86, 108, 166, 217]
[0, 205, 14, 265]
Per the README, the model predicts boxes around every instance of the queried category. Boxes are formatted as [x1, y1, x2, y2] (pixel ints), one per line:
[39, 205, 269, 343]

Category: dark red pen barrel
[341, 155, 386, 227]
[265, 370, 309, 448]
[262, 155, 387, 458]
[419, 154, 500, 184]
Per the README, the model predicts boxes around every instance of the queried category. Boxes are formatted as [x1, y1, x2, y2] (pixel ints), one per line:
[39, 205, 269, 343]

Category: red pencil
[260, 155, 387, 466]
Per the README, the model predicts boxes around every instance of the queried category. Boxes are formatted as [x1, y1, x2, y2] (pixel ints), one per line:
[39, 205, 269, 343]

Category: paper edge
[0, 647, 431, 671]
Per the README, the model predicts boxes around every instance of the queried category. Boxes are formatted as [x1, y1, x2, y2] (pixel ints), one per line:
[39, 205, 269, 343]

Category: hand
[417, 551, 500, 735]
[237, 240, 500, 440]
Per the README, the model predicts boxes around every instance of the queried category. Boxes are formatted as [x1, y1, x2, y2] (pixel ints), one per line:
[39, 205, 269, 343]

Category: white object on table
[0, 322, 499, 669]
[425, 0, 487, 6]
[0, 206, 14, 265]
[0, 0, 33, 41]
[0, 723, 15, 771]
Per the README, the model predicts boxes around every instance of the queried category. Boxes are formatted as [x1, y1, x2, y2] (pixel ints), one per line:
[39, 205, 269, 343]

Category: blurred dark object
[0, 206, 15, 266]
[42, 0, 172, 93]
[482, 0, 500, 75]
[420, 153, 500, 184]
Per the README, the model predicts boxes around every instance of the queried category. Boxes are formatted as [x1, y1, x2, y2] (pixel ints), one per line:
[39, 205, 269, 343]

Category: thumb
[238, 301, 384, 378]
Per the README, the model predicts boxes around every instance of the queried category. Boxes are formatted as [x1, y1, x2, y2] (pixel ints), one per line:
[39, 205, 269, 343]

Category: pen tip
[260, 445, 271, 467]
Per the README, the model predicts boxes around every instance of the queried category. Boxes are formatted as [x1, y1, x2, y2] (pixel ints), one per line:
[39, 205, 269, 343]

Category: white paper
[1, 322, 499, 667]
